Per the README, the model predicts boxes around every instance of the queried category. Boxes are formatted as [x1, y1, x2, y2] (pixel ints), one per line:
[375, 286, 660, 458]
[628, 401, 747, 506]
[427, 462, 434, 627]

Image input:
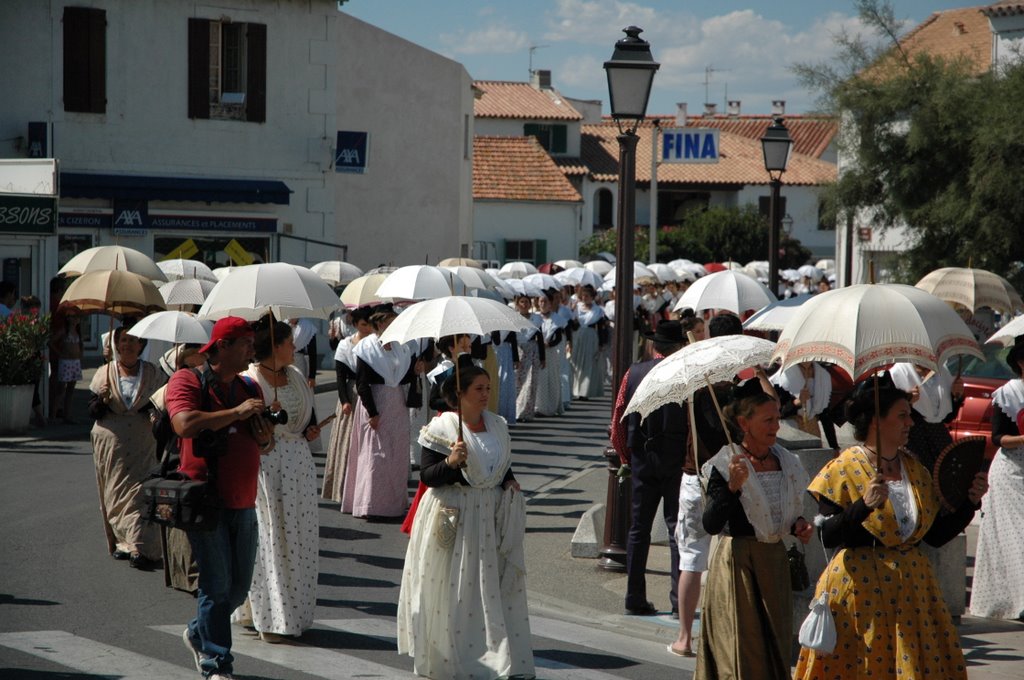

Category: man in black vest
[610, 319, 687, 617]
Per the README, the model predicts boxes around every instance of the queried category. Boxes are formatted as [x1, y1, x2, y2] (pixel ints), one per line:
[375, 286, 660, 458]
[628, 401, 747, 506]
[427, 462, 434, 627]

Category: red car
[947, 343, 1014, 459]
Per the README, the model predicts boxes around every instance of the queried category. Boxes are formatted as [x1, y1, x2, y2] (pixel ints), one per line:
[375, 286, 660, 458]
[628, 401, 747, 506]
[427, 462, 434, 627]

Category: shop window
[153, 236, 269, 269]
[188, 18, 267, 122]
[524, 124, 567, 154]
[63, 7, 106, 113]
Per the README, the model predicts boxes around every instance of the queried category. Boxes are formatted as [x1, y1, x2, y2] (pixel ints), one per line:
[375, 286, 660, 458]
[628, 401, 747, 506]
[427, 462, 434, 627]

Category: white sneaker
[181, 628, 202, 672]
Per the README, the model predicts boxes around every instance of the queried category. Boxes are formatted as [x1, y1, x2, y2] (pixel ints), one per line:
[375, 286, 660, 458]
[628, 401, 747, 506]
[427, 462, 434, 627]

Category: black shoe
[625, 601, 658, 616]
[129, 553, 160, 571]
[670, 609, 680, 620]
[112, 550, 130, 561]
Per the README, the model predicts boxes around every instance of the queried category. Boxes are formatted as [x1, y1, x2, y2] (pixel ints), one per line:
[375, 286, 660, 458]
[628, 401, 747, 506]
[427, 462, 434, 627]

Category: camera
[262, 406, 288, 425]
[195, 427, 229, 459]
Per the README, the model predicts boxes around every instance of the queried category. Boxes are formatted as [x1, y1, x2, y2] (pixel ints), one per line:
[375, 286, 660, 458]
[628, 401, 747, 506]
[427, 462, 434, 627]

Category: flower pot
[0, 384, 34, 433]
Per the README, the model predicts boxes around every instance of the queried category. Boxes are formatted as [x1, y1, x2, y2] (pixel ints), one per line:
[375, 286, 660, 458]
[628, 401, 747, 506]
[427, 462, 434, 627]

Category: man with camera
[166, 316, 273, 680]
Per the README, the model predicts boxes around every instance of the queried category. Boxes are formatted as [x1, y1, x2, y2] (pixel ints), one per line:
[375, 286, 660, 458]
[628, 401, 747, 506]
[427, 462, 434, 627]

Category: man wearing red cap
[166, 316, 269, 680]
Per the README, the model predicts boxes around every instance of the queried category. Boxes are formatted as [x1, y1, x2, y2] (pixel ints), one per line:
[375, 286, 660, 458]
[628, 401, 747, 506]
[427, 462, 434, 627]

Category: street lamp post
[760, 116, 793, 297]
[599, 26, 659, 572]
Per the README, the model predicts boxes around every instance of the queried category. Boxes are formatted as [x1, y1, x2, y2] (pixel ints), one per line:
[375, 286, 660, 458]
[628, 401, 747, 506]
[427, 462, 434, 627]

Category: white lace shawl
[354, 333, 412, 387]
[417, 410, 511, 489]
[576, 304, 605, 328]
[770, 363, 832, 418]
[889, 362, 954, 423]
[333, 333, 360, 371]
[702, 443, 809, 543]
[992, 378, 1024, 426]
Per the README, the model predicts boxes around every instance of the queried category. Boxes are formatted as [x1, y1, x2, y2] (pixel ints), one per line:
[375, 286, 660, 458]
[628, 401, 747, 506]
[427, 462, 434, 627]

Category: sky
[341, 0, 980, 116]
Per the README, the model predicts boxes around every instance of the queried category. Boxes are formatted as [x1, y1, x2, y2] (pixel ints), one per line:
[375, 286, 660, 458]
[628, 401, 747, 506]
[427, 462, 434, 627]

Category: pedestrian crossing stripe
[0, 616, 690, 680]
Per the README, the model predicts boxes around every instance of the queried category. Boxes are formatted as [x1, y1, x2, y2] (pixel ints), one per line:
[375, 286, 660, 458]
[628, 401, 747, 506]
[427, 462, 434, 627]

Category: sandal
[667, 643, 695, 658]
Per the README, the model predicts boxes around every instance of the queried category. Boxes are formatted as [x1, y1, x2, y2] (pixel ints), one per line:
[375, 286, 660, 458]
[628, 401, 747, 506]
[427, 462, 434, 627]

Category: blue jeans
[186, 508, 258, 676]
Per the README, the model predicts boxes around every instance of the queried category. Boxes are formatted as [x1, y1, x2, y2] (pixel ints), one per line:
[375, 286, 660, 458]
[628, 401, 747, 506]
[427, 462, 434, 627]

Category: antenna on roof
[703, 64, 730, 110]
[529, 44, 549, 76]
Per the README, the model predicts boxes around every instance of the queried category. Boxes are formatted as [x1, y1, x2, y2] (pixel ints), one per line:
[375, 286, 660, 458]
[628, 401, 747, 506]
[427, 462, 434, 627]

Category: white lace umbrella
[624, 335, 777, 420]
[60, 245, 167, 282]
[376, 265, 466, 300]
[339, 273, 390, 309]
[379, 295, 536, 345]
[556, 267, 604, 289]
[742, 294, 814, 332]
[129, 310, 213, 345]
[310, 261, 363, 287]
[157, 258, 217, 282]
[198, 262, 340, 321]
[986, 315, 1024, 346]
[673, 270, 777, 315]
[522, 273, 561, 291]
[915, 267, 1019, 314]
[773, 284, 983, 379]
[583, 260, 614, 276]
[504, 278, 544, 298]
[159, 278, 217, 306]
[646, 263, 681, 283]
[498, 261, 539, 279]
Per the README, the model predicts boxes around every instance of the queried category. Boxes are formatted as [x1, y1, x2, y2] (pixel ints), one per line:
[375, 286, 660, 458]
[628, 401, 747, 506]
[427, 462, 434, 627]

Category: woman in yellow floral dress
[794, 372, 988, 680]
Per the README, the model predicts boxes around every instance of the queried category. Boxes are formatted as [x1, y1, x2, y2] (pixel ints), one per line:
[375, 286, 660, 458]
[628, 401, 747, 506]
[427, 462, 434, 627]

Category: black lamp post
[760, 116, 793, 297]
[599, 26, 659, 572]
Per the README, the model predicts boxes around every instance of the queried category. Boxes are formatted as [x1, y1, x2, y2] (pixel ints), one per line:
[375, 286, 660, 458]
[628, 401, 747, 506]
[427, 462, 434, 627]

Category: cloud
[542, 0, 660, 44]
[440, 24, 531, 55]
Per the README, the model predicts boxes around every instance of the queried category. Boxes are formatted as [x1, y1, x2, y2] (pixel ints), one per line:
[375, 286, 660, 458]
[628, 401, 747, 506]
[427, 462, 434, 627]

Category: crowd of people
[10, 257, 1024, 679]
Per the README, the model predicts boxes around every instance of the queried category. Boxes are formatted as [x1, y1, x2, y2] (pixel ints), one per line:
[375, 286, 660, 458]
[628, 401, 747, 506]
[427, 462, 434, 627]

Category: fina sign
[661, 127, 720, 164]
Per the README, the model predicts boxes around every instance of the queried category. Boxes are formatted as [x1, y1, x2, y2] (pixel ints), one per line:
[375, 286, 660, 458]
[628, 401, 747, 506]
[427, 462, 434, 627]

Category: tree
[578, 205, 811, 268]
[793, 0, 1024, 289]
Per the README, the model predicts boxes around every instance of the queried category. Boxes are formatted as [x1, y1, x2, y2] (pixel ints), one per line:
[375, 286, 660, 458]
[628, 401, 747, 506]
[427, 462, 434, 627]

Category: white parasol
[310, 261, 364, 288]
[604, 262, 657, 284]
[522, 273, 561, 292]
[772, 284, 983, 379]
[583, 260, 614, 276]
[555, 267, 605, 289]
[441, 266, 503, 293]
[159, 278, 217, 307]
[986, 314, 1024, 346]
[623, 334, 777, 420]
[673, 269, 777, 315]
[498, 261, 539, 280]
[554, 259, 583, 270]
[646, 263, 681, 284]
[339, 273, 390, 309]
[157, 258, 217, 282]
[128, 310, 213, 345]
[60, 245, 167, 282]
[379, 295, 536, 346]
[198, 262, 340, 321]
[375, 265, 466, 300]
[914, 266, 1019, 315]
[504, 278, 544, 298]
[742, 294, 814, 332]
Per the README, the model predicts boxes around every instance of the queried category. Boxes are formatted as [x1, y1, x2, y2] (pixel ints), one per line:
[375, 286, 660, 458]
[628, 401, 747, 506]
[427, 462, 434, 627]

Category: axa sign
[113, 200, 148, 234]
[661, 128, 720, 164]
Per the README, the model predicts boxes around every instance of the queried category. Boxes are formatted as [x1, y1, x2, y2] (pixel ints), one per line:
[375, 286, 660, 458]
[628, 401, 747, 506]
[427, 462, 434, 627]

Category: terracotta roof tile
[473, 81, 583, 121]
[642, 115, 838, 159]
[580, 122, 836, 187]
[981, 2, 1024, 17]
[474, 136, 582, 202]
[867, 6, 992, 78]
[552, 156, 589, 176]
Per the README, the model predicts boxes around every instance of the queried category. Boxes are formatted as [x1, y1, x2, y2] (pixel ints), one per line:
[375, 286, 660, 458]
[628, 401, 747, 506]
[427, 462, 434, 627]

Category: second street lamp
[600, 25, 659, 572]
[760, 116, 793, 297]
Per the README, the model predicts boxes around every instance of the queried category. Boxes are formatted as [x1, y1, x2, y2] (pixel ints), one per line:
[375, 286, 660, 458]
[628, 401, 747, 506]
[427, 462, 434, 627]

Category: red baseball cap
[199, 316, 254, 354]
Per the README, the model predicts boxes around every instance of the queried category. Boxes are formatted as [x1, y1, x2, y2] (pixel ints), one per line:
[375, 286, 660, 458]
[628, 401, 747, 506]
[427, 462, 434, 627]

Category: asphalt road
[0, 389, 688, 680]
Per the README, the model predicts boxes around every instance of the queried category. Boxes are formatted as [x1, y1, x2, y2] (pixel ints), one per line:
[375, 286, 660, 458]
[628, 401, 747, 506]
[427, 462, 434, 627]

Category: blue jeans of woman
[186, 508, 258, 676]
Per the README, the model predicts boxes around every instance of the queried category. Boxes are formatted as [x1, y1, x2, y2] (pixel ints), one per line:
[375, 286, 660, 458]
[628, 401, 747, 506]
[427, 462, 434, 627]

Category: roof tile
[474, 136, 582, 202]
[646, 116, 838, 159]
[473, 81, 583, 121]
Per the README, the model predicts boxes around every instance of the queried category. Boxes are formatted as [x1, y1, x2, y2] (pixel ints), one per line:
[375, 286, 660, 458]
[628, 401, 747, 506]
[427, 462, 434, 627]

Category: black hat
[1006, 335, 1024, 376]
[643, 319, 685, 344]
[847, 370, 908, 419]
[730, 377, 766, 403]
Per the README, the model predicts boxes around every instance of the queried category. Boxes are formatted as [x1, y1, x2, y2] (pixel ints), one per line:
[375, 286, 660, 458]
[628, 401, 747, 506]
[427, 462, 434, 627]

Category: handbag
[797, 533, 837, 654]
[787, 541, 811, 592]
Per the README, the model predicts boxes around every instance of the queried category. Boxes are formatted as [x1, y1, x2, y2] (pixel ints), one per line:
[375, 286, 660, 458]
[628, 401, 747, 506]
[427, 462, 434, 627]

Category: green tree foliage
[578, 205, 810, 268]
[793, 0, 1024, 288]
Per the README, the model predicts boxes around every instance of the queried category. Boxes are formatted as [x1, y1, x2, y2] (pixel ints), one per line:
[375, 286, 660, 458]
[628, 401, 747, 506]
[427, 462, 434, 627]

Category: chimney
[953, 21, 966, 35]
[675, 102, 687, 126]
[531, 69, 552, 90]
[703, 102, 717, 117]
[727, 100, 741, 116]
[771, 99, 786, 116]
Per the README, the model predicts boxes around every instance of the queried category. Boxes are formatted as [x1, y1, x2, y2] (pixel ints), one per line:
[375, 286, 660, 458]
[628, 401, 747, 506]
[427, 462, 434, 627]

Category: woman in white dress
[513, 294, 544, 422]
[243, 318, 321, 641]
[397, 366, 533, 679]
[970, 334, 1024, 620]
[322, 307, 373, 502]
[535, 293, 566, 416]
[570, 285, 608, 399]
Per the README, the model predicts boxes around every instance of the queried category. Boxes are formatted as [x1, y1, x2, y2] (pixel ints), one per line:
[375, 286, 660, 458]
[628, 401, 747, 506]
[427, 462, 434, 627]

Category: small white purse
[798, 592, 837, 654]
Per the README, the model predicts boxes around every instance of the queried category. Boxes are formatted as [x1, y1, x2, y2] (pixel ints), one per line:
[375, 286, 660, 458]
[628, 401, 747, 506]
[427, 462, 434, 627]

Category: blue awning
[60, 172, 292, 205]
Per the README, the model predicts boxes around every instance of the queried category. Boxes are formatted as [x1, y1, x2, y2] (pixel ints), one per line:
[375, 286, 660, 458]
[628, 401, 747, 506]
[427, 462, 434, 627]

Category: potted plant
[0, 311, 50, 432]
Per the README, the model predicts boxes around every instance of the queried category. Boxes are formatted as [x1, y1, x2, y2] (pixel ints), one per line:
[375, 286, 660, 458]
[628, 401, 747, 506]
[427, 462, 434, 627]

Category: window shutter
[246, 23, 267, 123]
[498, 239, 506, 264]
[63, 7, 106, 113]
[535, 239, 547, 264]
[187, 18, 210, 119]
[552, 125, 567, 154]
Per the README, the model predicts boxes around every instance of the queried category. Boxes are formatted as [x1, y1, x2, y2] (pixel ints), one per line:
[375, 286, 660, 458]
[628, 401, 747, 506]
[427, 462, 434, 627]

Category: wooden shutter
[63, 7, 106, 113]
[534, 239, 547, 264]
[552, 125, 567, 154]
[187, 18, 210, 119]
[246, 23, 267, 123]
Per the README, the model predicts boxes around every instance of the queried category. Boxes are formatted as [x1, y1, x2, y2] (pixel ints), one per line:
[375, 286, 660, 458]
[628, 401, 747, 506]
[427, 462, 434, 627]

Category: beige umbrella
[914, 267, 1018, 314]
[438, 257, 483, 269]
[339, 273, 390, 309]
[554, 259, 583, 270]
[60, 270, 166, 318]
[60, 245, 167, 282]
